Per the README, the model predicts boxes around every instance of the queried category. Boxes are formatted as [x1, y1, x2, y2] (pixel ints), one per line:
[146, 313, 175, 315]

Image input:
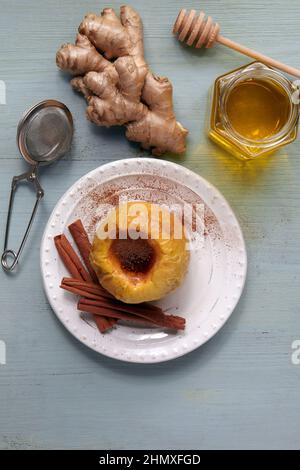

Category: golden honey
[209, 62, 299, 160]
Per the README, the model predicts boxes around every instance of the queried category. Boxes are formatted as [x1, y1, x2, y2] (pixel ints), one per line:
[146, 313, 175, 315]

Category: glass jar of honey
[209, 62, 299, 160]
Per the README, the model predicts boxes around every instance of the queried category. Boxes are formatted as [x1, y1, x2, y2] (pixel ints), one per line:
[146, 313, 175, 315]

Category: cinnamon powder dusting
[75, 174, 222, 244]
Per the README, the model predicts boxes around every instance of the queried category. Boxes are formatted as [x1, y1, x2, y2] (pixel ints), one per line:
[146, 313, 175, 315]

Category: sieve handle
[1, 166, 44, 272]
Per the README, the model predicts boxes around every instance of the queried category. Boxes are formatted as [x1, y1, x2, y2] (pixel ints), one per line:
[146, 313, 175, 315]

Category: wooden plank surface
[0, 0, 300, 449]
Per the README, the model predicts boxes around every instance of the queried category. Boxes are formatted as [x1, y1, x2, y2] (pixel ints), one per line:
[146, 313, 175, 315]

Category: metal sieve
[1, 100, 73, 272]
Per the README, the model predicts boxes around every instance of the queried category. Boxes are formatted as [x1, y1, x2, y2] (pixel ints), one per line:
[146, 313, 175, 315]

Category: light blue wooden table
[0, 0, 300, 450]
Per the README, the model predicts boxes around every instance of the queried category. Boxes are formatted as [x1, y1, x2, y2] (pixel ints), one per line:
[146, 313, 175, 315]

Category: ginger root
[56, 5, 188, 156]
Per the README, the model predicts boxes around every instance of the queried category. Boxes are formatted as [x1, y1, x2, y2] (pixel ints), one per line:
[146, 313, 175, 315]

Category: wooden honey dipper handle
[173, 9, 300, 78]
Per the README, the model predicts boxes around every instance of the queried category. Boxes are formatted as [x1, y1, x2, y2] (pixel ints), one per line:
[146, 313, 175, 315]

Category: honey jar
[209, 62, 299, 160]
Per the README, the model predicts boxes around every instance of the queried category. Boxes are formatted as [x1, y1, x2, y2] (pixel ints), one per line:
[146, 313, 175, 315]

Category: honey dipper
[173, 9, 300, 78]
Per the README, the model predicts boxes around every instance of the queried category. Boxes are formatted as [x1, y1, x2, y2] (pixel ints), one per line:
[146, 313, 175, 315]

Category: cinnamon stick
[61, 277, 186, 329]
[61, 277, 159, 306]
[78, 298, 185, 330]
[55, 235, 116, 332]
[54, 234, 92, 282]
[68, 219, 98, 283]
[61, 277, 113, 298]
[61, 280, 166, 315]
[67, 221, 117, 330]
[60, 280, 169, 329]
[54, 235, 83, 280]
[60, 283, 104, 301]
[78, 301, 159, 327]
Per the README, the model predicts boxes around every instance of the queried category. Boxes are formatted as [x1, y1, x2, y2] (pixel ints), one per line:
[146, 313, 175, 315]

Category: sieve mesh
[24, 107, 73, 163]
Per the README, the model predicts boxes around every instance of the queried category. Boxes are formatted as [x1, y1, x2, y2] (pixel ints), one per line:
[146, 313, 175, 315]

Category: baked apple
[90, 202, 190, 304]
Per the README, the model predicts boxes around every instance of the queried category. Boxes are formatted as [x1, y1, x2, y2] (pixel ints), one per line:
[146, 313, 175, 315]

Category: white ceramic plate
[41, 158, 247, 363]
